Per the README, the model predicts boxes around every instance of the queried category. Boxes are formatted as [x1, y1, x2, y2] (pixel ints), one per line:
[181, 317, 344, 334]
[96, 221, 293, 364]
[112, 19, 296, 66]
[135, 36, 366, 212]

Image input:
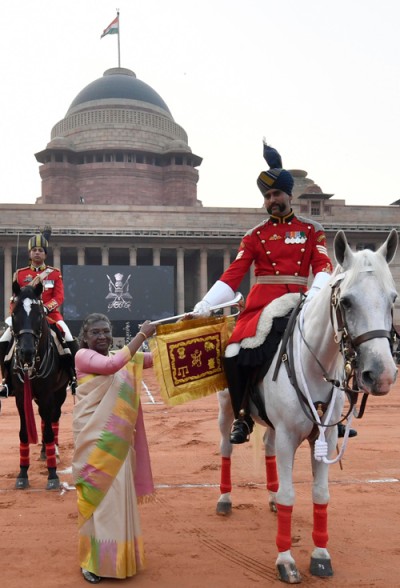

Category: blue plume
[263, 142, 283, 169]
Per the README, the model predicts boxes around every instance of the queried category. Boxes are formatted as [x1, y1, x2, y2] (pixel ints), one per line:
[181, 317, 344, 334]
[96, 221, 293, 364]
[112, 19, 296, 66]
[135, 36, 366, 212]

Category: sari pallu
[72, 351, 154, 579]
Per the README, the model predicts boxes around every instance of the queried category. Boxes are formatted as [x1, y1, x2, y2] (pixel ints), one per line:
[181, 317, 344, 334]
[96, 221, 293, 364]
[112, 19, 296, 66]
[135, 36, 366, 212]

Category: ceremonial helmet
[28, 226, 51, 254]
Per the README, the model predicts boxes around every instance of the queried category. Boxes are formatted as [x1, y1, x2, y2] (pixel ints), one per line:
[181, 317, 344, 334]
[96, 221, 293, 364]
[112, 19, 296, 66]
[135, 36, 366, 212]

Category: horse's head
[11, 281, 46, 370]
[332, 229, 398, 395]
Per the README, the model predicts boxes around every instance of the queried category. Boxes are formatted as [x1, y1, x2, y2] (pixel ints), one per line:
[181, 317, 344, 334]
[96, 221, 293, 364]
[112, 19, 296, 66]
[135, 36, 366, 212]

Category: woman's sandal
[81, 568, 102, 584]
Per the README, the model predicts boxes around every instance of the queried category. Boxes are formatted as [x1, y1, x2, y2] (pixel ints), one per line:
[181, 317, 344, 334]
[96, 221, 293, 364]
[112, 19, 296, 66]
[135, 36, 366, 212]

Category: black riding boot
[337, 423, 357, 438]
[222, 356, 254, 444]
[0, 340, 12, 397]
[66, 339, 79, 394]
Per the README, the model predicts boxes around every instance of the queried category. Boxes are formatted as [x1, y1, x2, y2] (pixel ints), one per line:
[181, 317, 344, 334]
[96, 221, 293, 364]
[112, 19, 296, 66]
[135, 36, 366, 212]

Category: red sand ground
[0, 368, 399, 588]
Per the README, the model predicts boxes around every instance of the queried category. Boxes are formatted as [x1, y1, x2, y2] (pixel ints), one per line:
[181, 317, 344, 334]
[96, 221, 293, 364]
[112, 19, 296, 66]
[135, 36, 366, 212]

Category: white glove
[193, 300, 212, 318]
[306, 272, 331, 302]
[193, 280, 235, 317]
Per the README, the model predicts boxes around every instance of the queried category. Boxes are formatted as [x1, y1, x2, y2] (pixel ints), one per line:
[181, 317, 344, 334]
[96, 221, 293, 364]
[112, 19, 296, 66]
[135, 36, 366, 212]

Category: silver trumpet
[149, 292, 244, 326]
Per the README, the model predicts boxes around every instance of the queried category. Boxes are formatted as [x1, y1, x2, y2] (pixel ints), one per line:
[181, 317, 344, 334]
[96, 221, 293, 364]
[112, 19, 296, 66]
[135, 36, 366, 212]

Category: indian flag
[101, 15, 119, 38]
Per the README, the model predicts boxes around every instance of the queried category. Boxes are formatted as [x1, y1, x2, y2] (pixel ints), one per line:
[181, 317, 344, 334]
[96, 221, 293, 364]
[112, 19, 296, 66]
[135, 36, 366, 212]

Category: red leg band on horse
[52, 422, 59, 447]
[276, 503, 293, 552]
[220, 456, 232, 494]
[45, 442, 57, 469]
[20, 442, 30, 467]
[312, 503, 329, 548]
[265, 455, 279, 492]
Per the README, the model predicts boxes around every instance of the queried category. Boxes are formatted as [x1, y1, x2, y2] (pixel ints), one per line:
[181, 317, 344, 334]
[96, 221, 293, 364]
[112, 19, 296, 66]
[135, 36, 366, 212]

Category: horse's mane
[332, 248, 396, 293]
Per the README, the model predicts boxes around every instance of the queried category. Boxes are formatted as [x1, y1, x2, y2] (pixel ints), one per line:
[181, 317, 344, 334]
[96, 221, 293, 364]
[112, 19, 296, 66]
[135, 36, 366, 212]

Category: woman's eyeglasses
[88, 329, 112, 336]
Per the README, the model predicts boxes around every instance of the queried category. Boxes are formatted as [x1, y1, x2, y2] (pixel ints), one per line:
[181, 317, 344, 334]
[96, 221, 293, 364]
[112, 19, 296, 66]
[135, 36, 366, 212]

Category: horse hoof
[46, 478, 60, 491]
[276, 562, 302, 584]
[216, 501, 232, 516]
[310, 556, 333, 577]
[15, 478, 29, 490]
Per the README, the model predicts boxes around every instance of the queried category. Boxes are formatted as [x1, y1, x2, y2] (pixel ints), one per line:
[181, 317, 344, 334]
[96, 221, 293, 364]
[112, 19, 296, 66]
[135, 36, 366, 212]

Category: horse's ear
[12, 280, 21, 297]
[34, 281, 44, 297]
[334, 230, 353, 267]
[377, 229, 398, 264]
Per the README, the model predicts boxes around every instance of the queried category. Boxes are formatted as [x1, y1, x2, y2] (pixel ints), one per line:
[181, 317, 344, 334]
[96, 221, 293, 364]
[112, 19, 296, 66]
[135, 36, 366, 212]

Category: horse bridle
[11, 304, 55, 382]
[329, 276, 396, 412]
[276, 276, 396, 428]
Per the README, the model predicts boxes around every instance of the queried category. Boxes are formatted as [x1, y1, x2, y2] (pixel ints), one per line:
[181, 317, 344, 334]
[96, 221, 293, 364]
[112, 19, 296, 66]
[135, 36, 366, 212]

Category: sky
[1, 0, 400, 209]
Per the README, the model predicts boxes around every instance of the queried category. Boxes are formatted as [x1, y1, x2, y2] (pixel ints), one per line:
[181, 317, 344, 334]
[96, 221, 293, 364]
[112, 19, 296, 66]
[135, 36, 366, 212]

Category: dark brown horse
[10, 281, 70, 490]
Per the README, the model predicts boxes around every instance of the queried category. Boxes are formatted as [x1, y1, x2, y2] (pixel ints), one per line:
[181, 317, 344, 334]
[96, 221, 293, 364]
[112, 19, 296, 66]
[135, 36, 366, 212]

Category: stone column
[177, 247, 185, 314]
[53, 246, 61, 269]
[223, 248, 231, 271]
[102, 247, 109, 266]
[129, 248, 137, 266]
[153, 247, 161, 266]
[3, 246, 12, 318]
[77, 247, 85, 266]
[200, 248, 208, 298]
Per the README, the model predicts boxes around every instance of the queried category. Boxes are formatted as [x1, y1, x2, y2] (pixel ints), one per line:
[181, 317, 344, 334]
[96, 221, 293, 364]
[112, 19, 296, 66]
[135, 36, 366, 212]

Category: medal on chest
[285, 231, 307, 244]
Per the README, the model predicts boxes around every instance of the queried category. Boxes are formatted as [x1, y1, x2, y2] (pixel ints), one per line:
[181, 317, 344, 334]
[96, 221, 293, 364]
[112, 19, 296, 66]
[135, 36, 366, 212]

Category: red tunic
[219, 211, 333, 343]
[13, 264, 65, 323]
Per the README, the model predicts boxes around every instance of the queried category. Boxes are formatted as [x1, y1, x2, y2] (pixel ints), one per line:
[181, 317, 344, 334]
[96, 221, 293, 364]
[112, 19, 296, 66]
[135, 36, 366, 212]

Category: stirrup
[230, 418, 253, 444]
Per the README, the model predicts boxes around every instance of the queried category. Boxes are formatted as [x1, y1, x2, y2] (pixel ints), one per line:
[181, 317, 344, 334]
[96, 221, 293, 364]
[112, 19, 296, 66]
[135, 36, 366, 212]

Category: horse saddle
[241, 294, 305, 426]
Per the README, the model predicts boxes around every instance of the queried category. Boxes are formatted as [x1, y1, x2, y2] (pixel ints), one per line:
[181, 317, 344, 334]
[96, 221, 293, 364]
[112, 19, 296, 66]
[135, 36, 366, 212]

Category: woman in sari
[72, 313, 156, 584]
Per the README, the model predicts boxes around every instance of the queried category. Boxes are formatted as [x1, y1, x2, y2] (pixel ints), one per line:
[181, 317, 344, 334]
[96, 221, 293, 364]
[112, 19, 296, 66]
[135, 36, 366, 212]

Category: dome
[67, 67, 171, 115]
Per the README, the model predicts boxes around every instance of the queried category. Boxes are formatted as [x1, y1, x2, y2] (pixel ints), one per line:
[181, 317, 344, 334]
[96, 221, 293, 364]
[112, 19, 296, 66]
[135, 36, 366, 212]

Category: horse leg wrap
[45, 441, 57, 469]
[52, 422, 59, 447]
[220, 456, 232, 494]
[265, 455, 279, 492]
[19, 442, 30, 468]
[312, 503, 328, 548]
[276, 503, 293, 552]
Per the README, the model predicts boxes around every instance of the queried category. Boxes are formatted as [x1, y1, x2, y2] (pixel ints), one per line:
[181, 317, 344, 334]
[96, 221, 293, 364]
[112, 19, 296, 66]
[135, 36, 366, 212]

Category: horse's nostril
[361, 371, 374, 387]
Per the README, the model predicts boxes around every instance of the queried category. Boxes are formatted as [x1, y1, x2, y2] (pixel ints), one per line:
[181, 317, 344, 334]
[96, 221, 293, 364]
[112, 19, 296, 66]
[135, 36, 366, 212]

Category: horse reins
[275, 276, 396, 428]
[330, 276, 396, 416]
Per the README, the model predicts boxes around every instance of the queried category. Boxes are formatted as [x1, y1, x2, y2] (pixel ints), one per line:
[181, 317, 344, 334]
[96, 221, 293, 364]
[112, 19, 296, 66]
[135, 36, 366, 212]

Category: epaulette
[244, 219, 268, 237]
[296, 215, 325, 233]
[13, 267, 30, 280]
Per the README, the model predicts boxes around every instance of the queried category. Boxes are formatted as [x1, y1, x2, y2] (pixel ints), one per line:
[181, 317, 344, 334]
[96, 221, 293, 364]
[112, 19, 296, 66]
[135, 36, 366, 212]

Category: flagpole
[117, 9, 121, 67]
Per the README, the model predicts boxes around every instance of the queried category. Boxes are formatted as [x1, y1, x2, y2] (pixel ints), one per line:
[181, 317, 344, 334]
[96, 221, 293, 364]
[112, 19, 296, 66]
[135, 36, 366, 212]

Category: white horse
[216, 229, 398, 583]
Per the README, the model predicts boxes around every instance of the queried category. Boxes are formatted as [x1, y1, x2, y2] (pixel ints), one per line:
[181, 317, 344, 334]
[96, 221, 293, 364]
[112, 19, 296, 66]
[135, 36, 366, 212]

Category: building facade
[1, 67, 399, 332]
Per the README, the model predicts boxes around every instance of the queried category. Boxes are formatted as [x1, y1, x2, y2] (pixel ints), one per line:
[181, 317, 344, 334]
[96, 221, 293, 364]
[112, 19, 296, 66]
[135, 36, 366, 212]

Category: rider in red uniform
[192, 142, 355, 442]
[0, 231, 78, 396]
[13, 238, 65, 323]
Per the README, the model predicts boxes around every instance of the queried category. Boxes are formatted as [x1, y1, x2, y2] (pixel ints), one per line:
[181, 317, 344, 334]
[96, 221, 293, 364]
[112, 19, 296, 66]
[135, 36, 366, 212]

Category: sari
[72, 347, 154, 579]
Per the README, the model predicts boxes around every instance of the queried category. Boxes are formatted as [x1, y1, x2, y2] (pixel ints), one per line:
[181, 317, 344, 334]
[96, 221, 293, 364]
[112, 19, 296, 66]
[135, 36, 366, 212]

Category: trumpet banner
[149, 315, 235, 406]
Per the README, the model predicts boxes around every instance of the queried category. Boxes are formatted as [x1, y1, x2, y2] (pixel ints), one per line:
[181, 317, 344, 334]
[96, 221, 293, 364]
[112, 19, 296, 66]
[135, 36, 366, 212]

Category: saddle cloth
[241, 293, 301, 349]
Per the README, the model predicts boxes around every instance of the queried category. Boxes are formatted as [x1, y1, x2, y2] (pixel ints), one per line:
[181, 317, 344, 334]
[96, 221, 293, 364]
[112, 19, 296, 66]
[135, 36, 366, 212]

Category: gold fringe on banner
[149, 315, 235, 406]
